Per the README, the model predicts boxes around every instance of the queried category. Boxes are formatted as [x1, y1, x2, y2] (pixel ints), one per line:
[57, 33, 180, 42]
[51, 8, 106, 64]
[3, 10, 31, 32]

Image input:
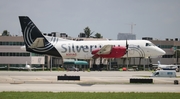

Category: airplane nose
[162, 50, 166, 55]
[158, 48, 166, 55]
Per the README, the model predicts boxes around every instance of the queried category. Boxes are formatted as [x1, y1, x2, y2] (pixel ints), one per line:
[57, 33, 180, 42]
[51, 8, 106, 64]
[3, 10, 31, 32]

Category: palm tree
[2, 30, 11, 36]
[94, 33, 103, 38]
[174, 50, 180, 58]
[84, 27, 94, 38]
[174, 50, 180, 64]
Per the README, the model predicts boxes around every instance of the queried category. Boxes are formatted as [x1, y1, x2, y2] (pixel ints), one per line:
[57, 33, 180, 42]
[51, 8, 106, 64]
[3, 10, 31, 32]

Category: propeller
[126, 39, 129, 70]
[126, 39, 129, 55]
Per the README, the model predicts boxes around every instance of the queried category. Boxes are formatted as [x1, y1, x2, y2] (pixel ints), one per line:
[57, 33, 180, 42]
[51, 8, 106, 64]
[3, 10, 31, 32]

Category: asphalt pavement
[0, 71, 179, 92]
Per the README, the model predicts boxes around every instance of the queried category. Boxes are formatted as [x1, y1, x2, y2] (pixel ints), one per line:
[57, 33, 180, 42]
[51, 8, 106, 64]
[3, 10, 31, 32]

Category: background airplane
[7, 62, 43, 71]
[152, 61, 179, 72]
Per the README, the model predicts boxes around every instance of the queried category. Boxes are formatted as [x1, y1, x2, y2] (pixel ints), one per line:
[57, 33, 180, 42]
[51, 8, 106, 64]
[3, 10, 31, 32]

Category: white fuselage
[158, 65, 178, 69]
[45, 36, 166, 59]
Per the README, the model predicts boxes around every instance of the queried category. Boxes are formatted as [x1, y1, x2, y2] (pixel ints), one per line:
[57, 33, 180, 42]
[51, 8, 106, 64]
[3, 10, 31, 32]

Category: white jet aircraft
[18, 16, 165, 63]
[9, 62, 43, 71]
[153, 61, 179, 72]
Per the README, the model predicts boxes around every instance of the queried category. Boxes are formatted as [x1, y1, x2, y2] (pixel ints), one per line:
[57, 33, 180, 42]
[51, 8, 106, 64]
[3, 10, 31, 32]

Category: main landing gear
[90, 57, 104, 71]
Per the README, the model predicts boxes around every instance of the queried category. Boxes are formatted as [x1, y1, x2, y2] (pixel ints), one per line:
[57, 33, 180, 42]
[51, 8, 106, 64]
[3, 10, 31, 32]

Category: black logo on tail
[19, 16, 61, 57]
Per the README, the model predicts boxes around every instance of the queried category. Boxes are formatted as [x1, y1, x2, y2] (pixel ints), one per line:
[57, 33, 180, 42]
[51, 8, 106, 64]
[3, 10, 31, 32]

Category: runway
[1, 84, 180, 92]
[0, 71, 180, 92]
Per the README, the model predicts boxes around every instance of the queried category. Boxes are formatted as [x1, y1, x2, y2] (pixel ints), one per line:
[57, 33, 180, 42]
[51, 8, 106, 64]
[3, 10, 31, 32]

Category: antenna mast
[130, 23, 136, 34]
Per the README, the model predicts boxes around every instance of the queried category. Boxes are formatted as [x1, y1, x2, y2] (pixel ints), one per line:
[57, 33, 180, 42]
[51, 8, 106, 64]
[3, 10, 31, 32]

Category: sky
[0, 0, 180, 40]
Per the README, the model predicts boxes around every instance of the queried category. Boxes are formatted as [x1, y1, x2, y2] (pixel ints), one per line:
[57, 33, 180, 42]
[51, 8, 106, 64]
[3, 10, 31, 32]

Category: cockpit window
[146, 43, 155, 46]
[146, 43, 151, 46]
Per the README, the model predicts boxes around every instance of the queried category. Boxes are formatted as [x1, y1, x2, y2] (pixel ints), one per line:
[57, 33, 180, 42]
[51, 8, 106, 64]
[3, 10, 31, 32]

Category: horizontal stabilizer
[29, 38, 44, 48]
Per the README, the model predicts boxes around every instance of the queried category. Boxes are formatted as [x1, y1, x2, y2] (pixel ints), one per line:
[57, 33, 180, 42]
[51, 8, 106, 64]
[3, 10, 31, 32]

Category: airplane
[9, 62, 43, 71]
[16, 62, 31, 71]
[18, 16, 166, 68]
[0, 66, 7, 69]
[0, 62, 31, 70]
[152, 61, 179, 72]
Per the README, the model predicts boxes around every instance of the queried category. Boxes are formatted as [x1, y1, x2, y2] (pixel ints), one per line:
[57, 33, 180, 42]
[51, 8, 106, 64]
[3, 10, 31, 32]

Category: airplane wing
[9, 67, 43, 71]
[0, 66, 7, 69]
[92, 45, 126, 58]
[9, 67, 26, 70]
[30, 67, 44, 70]
[96, 45, 113, 55]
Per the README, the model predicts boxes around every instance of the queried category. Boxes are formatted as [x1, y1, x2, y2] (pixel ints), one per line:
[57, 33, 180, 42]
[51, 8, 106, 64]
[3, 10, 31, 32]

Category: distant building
[43, 32, 68, 38]
[0, 36, 45, 70]
[150, 38, 180, 65]
[117, 33, 136, 40]
[1, 34, 180, 71]
[78, 33, 86, 38]
[142, 37, 153, 40]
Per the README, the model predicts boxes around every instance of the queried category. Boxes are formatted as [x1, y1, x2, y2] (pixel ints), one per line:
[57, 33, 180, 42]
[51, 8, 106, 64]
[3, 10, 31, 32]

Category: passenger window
[167, 72, 172, 75]
[155, 72, 159, 76]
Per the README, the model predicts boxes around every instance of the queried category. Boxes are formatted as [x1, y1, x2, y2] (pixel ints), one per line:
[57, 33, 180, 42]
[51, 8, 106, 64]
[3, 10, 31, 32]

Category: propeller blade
[125, 39, 129, 54]
[126, 39, 129, 50]
[126, 39, 129, 70]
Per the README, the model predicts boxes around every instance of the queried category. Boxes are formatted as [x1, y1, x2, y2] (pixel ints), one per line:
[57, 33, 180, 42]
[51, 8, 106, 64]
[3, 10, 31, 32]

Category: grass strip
[0, 92, 179, 99]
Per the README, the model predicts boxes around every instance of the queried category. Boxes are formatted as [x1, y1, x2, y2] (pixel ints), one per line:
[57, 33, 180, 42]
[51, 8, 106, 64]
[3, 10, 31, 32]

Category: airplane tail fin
[19, 16, 61, 57]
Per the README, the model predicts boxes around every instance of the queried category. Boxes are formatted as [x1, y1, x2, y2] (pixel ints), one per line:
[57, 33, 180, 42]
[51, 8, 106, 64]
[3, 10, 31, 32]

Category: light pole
[175, 46, 179, 65]
[130, 23, 136, 34]
[50, 56, 52, 71]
